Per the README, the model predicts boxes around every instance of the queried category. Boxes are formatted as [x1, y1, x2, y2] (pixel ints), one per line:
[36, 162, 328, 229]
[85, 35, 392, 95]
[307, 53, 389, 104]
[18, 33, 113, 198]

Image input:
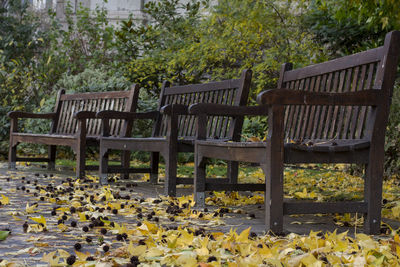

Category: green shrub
[385, 83, 400, 177]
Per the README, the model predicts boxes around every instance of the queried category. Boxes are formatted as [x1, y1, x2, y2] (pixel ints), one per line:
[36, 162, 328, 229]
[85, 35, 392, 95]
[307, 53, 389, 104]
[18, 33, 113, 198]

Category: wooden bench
[189, 31, 400, 234]
[96, 69, 252, 195]
[8, 85, 140, 178]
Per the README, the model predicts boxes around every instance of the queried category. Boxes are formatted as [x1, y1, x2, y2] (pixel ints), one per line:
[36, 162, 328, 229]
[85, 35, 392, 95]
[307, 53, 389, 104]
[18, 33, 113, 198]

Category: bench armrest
[189, 103, 268, 116]
[96, 110, 159, 120]
[257, 89, 381, 106]
[160, 104, 189, 115]
[74, 111, 97, 119]
[8, 111, 56, 120]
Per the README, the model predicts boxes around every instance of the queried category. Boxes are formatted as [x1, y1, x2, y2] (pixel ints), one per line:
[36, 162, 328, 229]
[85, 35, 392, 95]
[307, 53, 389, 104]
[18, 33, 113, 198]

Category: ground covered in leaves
[0, 162, 400, 266]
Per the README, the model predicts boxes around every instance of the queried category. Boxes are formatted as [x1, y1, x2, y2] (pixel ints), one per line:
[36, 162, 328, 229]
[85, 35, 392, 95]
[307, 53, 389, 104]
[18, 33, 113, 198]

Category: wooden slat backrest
[54, 85, 139, 137]
[154, 69, 252, 140]
[279, 31, 400, 141]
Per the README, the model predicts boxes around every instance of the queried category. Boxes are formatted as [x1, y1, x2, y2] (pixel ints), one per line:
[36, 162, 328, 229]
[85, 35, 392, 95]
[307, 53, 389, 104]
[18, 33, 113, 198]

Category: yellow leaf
[34, 242, 49, 247]
[128, 244, 147, 257]
[145, 247, 164, 258]
[78, 212, 88, 222]
[75, 250, 90, 261]
[392, 205, 400, 218]
[177, 230, 194, 246]
[141, 221, 158, 234]
[247, 136, 261, 142]
[12, 215, 22, 221]
[195, 247, 209, 257]
[301, 254, 322, 267]
[176, 252, 198, 267]
[26, 203, 38, 214]
[1, 194, 9, 205]
[42, 251, 60, 265]
[236, 227, 251, 243]
[57, 249, 70, 258]
[30, 215, 46, 227]
[57, 223, 68, 232]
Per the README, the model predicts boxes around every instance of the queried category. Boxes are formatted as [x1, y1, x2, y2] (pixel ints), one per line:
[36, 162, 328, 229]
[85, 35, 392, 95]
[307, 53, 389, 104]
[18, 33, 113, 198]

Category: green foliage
[303, 0, 400, 56]
[117, 0, 327, 140]
[120, 0, 325, 100]
[116, 0, 208, 97]
[385, 84, 400, 177]
[0, 1, 49, 156]
[56, 2, 116, 74]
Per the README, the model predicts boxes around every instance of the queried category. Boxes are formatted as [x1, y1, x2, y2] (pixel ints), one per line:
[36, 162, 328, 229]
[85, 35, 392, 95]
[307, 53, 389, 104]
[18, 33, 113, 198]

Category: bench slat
[283, 46, 382, 82]
[163, 79, 241, 95]
[60, 90, 132, 101]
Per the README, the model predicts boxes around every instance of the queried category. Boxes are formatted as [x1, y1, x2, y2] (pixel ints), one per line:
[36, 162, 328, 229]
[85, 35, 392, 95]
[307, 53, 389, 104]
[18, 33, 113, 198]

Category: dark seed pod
[23, 222, 29, 231]
[116, 234, 123, 241]
[207, 256, 217, 262]
[66, 255, 76, 265]
[130, 256, 139, 264]
[74, 242, 82, 250]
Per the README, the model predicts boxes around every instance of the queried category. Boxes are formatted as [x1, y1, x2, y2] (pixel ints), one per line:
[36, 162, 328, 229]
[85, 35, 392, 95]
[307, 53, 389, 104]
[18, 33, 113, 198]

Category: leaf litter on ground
[0, 162, 400, 266]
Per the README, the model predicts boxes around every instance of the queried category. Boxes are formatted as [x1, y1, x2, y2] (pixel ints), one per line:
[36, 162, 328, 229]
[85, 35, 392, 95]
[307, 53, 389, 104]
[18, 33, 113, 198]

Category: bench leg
[194, 151, 206, 208]
[150, 152, 159, 184]
[99, 146, 109, 185]
[76, 143, 86, 179]
[364, 162, 383, 235]
[263, 159, 284, 234]
[48, 145, 56, 170]
[121, 151, 130, 180]
[163, 149, 177, 197]
[227, 161, 238, 184]
[8, 143, 17, 170]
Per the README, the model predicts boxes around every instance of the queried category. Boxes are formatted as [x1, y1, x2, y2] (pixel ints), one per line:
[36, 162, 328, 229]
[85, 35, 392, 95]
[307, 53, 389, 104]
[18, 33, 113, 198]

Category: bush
[385, 83, 400, 177]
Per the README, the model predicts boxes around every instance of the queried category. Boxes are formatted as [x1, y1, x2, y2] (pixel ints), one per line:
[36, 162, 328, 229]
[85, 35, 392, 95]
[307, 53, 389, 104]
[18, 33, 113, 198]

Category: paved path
[0, 162, 399, 265]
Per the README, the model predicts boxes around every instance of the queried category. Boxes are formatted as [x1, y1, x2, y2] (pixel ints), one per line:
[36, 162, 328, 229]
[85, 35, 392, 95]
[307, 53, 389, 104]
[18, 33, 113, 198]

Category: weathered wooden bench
[190, 31, 400, 234]
[8, 85, 140, 178]
[96, 69, 252, 195]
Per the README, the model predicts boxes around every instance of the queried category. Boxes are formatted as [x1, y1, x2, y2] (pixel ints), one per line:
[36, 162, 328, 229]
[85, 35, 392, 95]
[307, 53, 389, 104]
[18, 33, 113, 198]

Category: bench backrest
[154, 69, 252, 140]
[278, 31, 400, 141]
[52, 85, 140, 137]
